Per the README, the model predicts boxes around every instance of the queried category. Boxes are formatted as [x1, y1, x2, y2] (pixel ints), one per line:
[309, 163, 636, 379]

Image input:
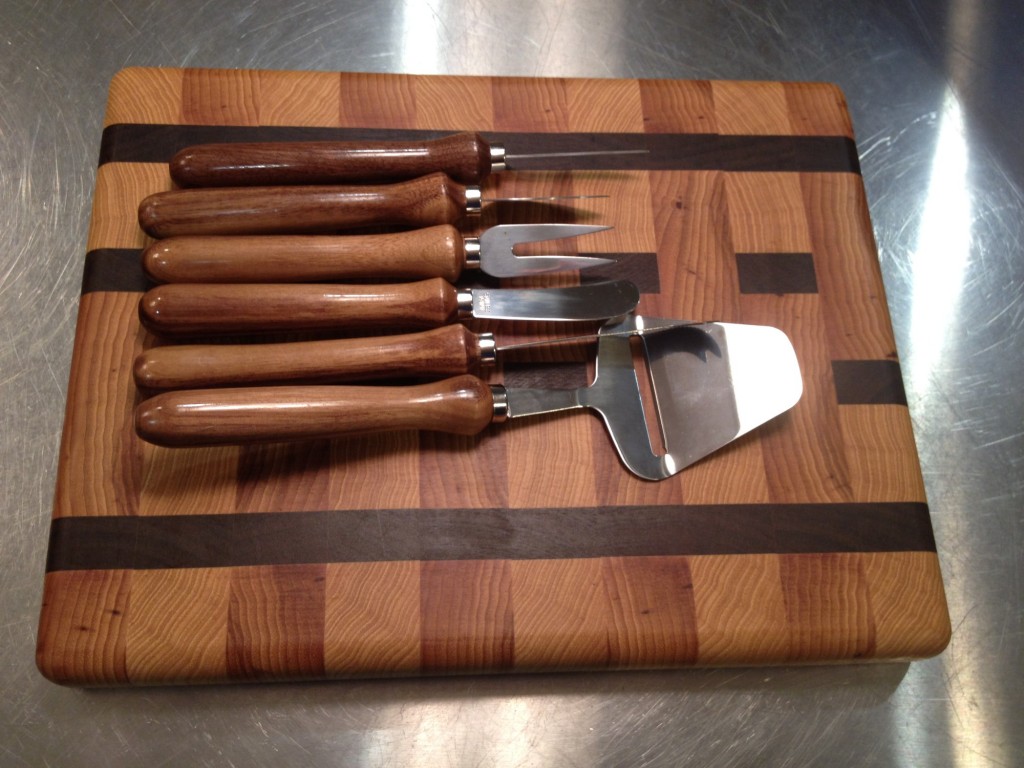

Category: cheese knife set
[132, 131, 802, 480]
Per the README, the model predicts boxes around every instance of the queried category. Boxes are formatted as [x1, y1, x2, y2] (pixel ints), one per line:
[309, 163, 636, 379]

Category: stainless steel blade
[463, 280, 639, 322]
[478, 223, 615, 277]
[497, 316, 803, 480]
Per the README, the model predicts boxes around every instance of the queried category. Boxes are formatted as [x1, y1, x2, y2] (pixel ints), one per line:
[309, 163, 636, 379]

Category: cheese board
[37, 68, 949, 685]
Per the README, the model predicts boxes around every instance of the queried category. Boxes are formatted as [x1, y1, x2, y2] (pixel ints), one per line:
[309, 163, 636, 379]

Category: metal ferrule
[456, 288, 475, 316]
[477, 333, 497, 366]
[464, 186, 482, 214]
[490, 385, 509, 422]
[489, 143, 507, 172]
[463, 237, 481, 270]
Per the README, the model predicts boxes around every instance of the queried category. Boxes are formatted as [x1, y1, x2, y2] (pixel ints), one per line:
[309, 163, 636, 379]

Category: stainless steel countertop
[3, 1, 1021, 765]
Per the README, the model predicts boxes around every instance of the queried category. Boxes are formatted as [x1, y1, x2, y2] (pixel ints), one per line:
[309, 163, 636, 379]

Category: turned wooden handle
[138, 278, 459, 337]
[135, 375, 495, 446]
[138, 173, 470, 237]
[141, 225, 466, 283]
[170, 132, 493, 187]
[134, 325, 485, 390]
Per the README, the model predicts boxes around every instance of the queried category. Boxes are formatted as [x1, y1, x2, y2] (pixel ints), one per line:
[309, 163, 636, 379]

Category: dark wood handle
[138, 173, 469, 237]
[141, 225, 466, 284]
[138, 278, 459, 337]
[134, 325, 484, 390]
[170, 132, 493, 186]
[135, 375, 495, 446]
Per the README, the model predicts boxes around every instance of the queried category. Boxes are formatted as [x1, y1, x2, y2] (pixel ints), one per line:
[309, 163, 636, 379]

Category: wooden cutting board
[36, 68, 950, 685]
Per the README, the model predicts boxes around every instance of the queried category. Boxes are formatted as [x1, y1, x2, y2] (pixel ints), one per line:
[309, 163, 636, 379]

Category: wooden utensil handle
[135, 375, 495, 447]
[138, 173, 469, 237]
[141, 225, 467, 284]
[138, 278, 459, 336]
[134, 325, 486, 390]
[170, 132, 493, 187]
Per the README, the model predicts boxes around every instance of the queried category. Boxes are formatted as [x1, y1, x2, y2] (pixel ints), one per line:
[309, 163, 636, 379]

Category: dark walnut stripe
[46, 502, 935, 572]
[99, 124, 861, 174]
[833, 360, 908, 405]
[82, 249, 149, 294]
[736, 253, 818, 294]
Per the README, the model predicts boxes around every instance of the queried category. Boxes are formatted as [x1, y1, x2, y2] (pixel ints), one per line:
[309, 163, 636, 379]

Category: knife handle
[142, 226, 467, 284]
[138, 278, 460, 337]
[134, 325, 489, 390]
[138, 173, 470, 237]
[135, 375, 495, 447]
[170, 132, 493, 187]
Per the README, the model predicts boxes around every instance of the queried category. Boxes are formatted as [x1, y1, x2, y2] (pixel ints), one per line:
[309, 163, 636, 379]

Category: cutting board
[36, 68, 950, 685]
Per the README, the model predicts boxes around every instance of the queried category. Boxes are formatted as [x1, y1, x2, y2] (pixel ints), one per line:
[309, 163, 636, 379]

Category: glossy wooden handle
[141, 225, 466, 283]
[138, 278, 459, 337]
[135, 375, 495, 446]
[134, 325, 485, 390]
[138, 173, 470, 237]
[170, 132, 493, 187]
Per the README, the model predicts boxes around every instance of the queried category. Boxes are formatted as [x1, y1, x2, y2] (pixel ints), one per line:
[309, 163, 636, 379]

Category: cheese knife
[138, 278, 641, 337]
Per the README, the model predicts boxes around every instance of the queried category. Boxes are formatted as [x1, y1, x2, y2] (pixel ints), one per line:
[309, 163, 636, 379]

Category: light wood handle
[137, 173, 469, 237]
[141, 226, 466, 283]
[170, 132, 493, 186]
[138, 278, 459, 337]
[135, 375, 495, 446]
[134, 325, 485, 390]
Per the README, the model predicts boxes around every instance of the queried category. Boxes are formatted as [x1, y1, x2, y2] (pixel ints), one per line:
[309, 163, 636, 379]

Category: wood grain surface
[37, 68, 950, 686]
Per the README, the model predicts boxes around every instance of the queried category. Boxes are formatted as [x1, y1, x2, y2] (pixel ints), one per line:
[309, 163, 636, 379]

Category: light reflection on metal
[907, 88, 972, 396]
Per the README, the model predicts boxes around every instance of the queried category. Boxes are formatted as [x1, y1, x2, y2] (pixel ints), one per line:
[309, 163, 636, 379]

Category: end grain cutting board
[36, 68, 950, 685]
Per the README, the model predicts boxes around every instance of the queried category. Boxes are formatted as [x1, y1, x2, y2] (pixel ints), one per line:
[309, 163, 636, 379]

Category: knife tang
[138, 278, 459, 336]
[170, 133, 493, 187]
[142, 226, 467, 283]
[135, 375, 495, 447]
[134, 325, 487, 390]
[138, 173, 469, 237]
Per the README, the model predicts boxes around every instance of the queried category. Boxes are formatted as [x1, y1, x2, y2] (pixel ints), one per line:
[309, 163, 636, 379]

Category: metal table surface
[2, 1, 1020, 765]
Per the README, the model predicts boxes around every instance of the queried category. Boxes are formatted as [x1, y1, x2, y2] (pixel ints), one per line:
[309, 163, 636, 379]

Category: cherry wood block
[783, 82, 855, 139]
[37, 570, 131, 685]
[182, 68, 260, 126]
[420, 560, 514, 672]
[339, 72, 418, 129]
[226, 564, 326, 681]
[138, 444, 239, 516]
[492, 76, 571, 132]
[638, 79, 718, 134]
[38, 68, 949, 685]
[779, 553, 875, 661]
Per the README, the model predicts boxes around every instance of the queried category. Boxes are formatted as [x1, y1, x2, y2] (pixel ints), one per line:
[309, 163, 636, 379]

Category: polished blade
[468, 280, 639, 322]
[506, 149, 649, 164]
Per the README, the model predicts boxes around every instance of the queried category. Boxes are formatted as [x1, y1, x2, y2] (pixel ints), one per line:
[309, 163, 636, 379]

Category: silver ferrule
[477, 333, 497, 366]
[463, 237, 481, 270]
[456, 288, 475, 316]
[489, 143, 507, 172]
[464, 186, 482, 214]
[490, 385, 509, 422]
